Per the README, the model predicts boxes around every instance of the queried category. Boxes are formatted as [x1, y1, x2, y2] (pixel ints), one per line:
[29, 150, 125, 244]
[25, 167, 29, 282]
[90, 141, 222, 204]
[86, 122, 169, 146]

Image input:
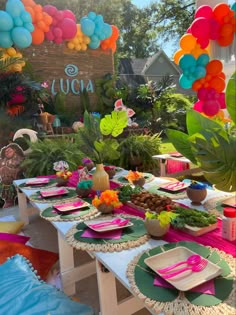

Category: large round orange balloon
[173, 49, 184, 64]
[192, 80, 202, 92]
[180, 34, 197, 51]
[209, 77, 225, 93]
[206, 60, 222, 75]
[32, 27, 44, 45]
[217, 34, 234, 46]
[213, 3, 230, 21]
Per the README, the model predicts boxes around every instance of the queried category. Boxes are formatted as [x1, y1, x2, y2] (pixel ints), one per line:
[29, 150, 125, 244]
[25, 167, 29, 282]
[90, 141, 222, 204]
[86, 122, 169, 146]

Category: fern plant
[21, 138, 84, 177]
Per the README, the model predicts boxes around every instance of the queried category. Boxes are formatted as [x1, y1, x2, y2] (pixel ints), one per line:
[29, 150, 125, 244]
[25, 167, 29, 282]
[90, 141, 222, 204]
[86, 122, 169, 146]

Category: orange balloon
[206, 60, 223, 75]
[180, 34, 197, 51]
[34, 4, 42, 13]
[25, 6, 35, 23]
[111, 25, 119, 40]
[22, 0, 35, 6]
[219, 72, 226, 80]
[173, 49, 184, 65]
[209, 77, 225, 93]
[32, 27, 44, 45]
[192, 80, 202, 92]
[217, 34, 234, 46]
[220, 24, 234, 37]
[213, 3, 230, 21]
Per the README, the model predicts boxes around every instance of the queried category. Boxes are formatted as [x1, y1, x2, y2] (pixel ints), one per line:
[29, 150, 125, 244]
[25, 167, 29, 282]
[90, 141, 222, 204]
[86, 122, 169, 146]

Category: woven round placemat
[18, 179, 57, 190]
[112, 173, 155, 185]
[29, 188, 78, 204]
[147, 184, 187, 200]
[40, 203, 100, 222]
[127, 241, 236, 315]
[66, 215, 150, 252]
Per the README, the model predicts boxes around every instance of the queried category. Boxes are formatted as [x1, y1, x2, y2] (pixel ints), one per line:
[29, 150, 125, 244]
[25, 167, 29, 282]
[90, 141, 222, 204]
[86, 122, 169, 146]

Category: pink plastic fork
[89, 218, 129, 229]
[157, 254, 201, 273]
[161, 259, 208, 279]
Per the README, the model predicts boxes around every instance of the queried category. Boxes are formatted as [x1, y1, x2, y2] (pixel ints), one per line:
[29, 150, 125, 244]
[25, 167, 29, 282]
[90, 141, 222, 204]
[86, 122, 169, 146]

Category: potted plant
[82, 157, 94, 171]
[104, 165, 116, 179]
[166, 72, 236, 193]
[92, 190, 122, 214]
[144, 210, 178, 238]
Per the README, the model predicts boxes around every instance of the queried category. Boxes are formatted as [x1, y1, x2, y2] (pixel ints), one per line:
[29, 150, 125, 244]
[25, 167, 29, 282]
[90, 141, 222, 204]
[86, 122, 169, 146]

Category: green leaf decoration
[208, 252, 221, 264]
[41, 207, 58, 218]
[216, 259, 231, 277]
[226, 71, 236, 124]
[166, 129, 197, 164]
[100, 111, 128, 137]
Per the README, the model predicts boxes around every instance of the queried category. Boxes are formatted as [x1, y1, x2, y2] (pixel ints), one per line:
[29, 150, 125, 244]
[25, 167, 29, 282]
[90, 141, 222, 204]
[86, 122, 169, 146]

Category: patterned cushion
[0, 254, 94, 315]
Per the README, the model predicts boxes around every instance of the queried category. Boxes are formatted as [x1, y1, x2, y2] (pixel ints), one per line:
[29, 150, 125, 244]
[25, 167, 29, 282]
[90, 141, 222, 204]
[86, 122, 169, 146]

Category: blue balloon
[21, 11, 32, 23]
[24, 22, 34, 32]
[6, 0, 25, 18]
[0, 31, 13, 48]
[91, 34, 99, 42]
[95, 15, 104, 24]
[11, 26, 32, 48]
[197, 54, 210, 67]
[81, 18, 95, 36]
[102, 23, 112, 39]
[89, 39, 100, 49]
[14, 16, 23, 27]
[194, 66, 206, 80]
[0, 11, 13, 31]
[179, 54, 196, 70]
[88, 12, 97, 21]
[179, 74, 193, 89]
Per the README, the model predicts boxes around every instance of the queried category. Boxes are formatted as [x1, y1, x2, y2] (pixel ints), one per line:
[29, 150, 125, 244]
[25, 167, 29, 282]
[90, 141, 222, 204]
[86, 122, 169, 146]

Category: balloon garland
[174, 3, 235, 117]
[0, 0, 120, 72]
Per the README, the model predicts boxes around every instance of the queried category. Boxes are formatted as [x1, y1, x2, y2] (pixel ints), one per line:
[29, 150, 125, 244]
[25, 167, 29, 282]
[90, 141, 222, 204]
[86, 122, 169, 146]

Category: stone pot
[97, 203, 114, 214]
[76, 187, 92, 198]
[133, 177, 145, 187]
[144, 219, 170, 238]
[186, 187, 207, 205]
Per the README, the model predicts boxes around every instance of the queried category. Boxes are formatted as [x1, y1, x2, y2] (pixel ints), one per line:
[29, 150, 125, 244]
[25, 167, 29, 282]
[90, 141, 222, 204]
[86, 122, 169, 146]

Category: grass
[160, 140, 176, 154]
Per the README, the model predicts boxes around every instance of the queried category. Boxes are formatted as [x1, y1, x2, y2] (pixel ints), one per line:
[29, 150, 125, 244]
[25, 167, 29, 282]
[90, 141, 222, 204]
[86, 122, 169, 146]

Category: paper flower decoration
[92, 190, 122, 209]
[125, 171, 144, 183]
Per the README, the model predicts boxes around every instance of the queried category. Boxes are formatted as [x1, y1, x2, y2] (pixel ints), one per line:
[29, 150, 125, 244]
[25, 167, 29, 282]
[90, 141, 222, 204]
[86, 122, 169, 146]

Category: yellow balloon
[173, 49, 184, 65]
[12, 64, 22, 72]
[180, 34, 197, 51]
[84, 36, 90, 44]
[75, 44, 81, 51]
[7, 47, 16, 56]
[73, 38, 79, 44]
[67, 42, 74, 49]
[81, 43, 87, 51]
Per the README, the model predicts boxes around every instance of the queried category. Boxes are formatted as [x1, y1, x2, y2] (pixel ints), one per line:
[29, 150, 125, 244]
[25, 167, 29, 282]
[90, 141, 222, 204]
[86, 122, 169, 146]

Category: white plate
[84, 216, 133, 232]
[144, 247, 222, 291]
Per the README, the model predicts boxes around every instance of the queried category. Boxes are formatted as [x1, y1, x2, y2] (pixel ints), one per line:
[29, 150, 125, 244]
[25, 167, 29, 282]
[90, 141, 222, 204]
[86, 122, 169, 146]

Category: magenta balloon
[53, 27, 62, 38]
[45, 30, 54, 41]
[43, 5, 57, 16]
[61, 18, 77, 40]
[209, 19, 220, 40]
[51, 18, 57, 26]
[197, 36, 209, 49]
[193, 100, 203, 112]
[63, 10, 76, 21]
[195, 5, 213, 19]
[197, 88, 208, 100]
[191, 18, 210, 38]
[55, 10, 64, 22]
[54, 37, 63, 44]
[219, 93, 226, 109]
[202, 100, 220, 116]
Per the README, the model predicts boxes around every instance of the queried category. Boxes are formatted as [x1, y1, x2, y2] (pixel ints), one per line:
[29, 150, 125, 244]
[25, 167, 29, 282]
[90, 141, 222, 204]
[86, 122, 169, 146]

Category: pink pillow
[0, 233, 30, 244]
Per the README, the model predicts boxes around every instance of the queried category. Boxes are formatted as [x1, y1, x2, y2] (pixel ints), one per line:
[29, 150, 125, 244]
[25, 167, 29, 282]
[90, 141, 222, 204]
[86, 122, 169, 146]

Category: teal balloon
[89, 39, 100, 49]
[0, 31, 13, 48]
[231, 3, 236, 16]
[194, 66, 206, 79]
[197, 54, 210, 66]
[14, 16, 23, 27]
[179, 54, 196, 70]
[95, 15, 104, 24]
[0, 11, 13, 31]
[11, 26, 32, 48]
[179, 74, 193, 89]
[102, 23, 112, 39]
[21, 11, 32, 23]
[81, 18, 95, 36]
[91, 34, 99, 42]
[88, 12, 97, 21]
[6, 0, 25, 17]
[24, 22, 34, 32]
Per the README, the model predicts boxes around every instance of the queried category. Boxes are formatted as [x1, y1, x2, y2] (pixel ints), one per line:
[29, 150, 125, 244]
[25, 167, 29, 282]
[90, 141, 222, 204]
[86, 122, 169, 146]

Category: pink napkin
[154, 275, 215, 295]
[81, 228, 122, 239]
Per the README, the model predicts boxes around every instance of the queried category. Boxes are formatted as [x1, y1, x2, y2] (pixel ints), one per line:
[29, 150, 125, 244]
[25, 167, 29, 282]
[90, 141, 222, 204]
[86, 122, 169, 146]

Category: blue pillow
[0, 254, 95, 315]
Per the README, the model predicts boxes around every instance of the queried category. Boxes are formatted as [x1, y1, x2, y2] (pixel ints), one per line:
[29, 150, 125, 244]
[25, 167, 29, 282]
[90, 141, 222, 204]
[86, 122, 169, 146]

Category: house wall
[22, 42, 114, 116]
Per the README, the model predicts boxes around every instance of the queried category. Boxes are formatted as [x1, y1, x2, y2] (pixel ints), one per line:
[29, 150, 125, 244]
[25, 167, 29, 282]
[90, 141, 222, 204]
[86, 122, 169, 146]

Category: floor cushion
[0, 240, 58, 280]
[0, 254, 94, 315]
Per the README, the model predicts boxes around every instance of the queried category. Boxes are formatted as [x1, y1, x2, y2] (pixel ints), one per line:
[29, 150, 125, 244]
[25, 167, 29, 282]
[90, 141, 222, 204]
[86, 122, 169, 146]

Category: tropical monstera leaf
[226, 71, 236, 124]
[100, 111, 128, 137]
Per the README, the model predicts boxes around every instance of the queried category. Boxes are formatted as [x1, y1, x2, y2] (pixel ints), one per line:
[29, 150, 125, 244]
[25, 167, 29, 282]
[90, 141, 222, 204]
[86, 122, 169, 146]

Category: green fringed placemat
[29, 188, 78, 204]
[40, 203, 100, 222]
[66, 215, 150, 252]
[147, 184, 187, 200]
[112, 173, 155, 185]
[19, 179, 57, 190]
[127, 241, 236, 315]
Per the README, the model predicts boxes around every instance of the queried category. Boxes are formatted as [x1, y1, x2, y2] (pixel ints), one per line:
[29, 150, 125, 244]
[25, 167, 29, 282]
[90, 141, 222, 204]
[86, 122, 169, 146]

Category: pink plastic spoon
[161, 259, 208, 279]
[89, 218, 130, 229]
[157, 254, 201, 273]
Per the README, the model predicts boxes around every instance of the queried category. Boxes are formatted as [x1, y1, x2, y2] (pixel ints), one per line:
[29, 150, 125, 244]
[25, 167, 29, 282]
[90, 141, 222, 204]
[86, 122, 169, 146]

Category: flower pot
[56, 177, 68, 187]
[97, 203, 114, 214]
[144, 219, 170, 238]
[105, 169, 116, 179]
[186, 187, 207, 205]
[92, 164, 110, 192]
[133, 177, 145, 187]
[76, 187, 92, 198]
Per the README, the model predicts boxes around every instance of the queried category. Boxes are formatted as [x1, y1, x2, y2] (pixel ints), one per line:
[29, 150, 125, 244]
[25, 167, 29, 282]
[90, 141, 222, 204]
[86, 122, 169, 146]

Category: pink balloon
[54, 37, 63, 44]
[219, 93, 226, 109]
[63, 10, 76, 22]
[193, 100, 203, 112]
[191, 18, 210, 38]
[209, 19, 220, 40]
[53, 27, 62, 38]
[43, 5, 57, 16]
[197, 36, 209, 49]
[45, 30, 54, 41]
[202, 100, 220, 116]
[55, 11, 64, 22]
[51, 18, 58, 26]
[197, 88, 208, 100]
[195, 5, 213, 19]
[60, 18, 77, 40]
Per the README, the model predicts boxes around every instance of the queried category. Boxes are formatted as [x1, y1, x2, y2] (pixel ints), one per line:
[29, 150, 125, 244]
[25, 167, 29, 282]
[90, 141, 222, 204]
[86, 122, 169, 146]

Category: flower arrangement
[145, 210, 178, 227]
[53, 160, 72, 180]
[92, 190, 122, 209]
[125, 171, 144, 183]
[82, 157, 93, 164]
